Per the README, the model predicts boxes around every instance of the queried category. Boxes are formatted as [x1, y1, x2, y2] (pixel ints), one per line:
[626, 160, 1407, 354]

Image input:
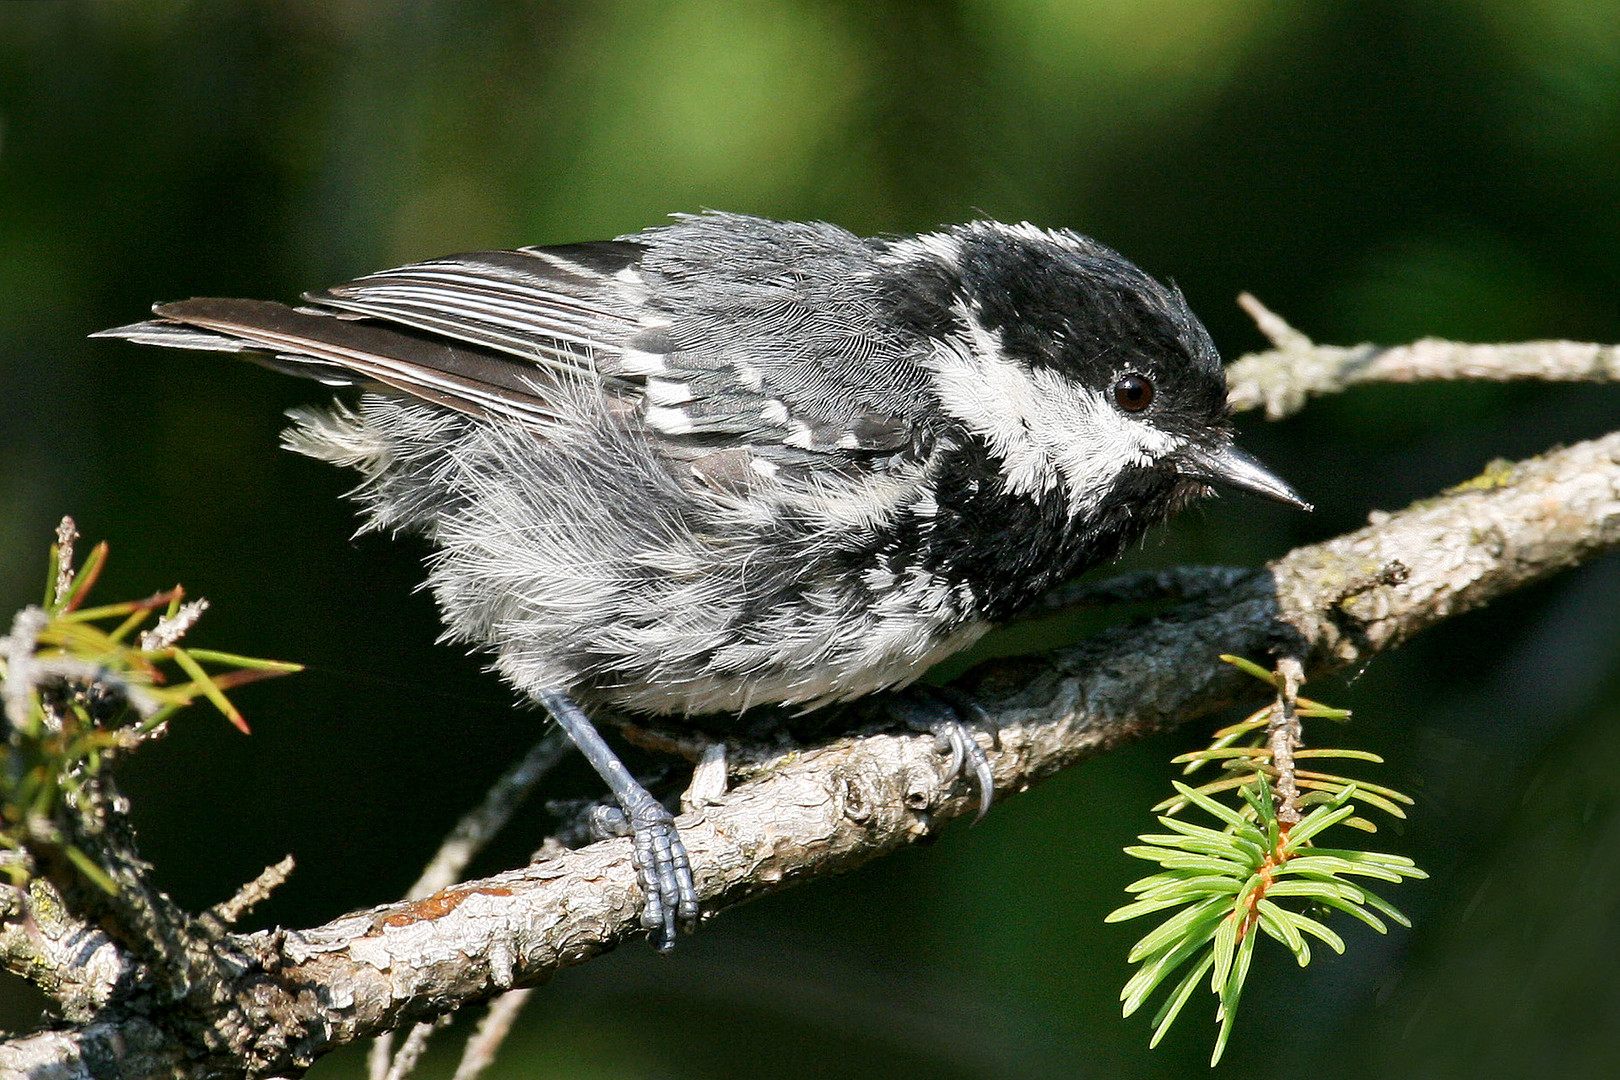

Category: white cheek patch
[926, 311, 1179, 516]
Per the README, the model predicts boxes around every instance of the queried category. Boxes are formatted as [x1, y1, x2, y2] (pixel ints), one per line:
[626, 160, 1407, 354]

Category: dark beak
[1181, 442, 1312, 511]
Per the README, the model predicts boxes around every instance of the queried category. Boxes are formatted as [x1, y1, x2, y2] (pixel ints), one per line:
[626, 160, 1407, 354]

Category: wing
[625, 213, 934, 461]
[96, 213, 938, 471]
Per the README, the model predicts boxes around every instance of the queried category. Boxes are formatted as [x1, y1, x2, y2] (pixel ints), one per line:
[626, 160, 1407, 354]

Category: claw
[938, 724, 965, 779]
[888, 686, 999, 822]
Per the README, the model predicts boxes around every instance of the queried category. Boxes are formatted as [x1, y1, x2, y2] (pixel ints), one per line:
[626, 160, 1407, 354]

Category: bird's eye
[1113, 373, 1154, 413]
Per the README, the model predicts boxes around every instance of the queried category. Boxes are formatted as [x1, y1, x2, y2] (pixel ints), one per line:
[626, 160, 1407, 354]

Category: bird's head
[887, 221, 1308, 526]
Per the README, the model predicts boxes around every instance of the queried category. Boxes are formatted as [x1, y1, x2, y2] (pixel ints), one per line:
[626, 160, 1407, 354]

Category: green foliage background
[3, 2, 1620, 1076]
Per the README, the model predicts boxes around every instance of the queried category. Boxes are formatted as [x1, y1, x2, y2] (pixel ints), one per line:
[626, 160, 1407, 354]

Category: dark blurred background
[4, 1, 1620, 1076]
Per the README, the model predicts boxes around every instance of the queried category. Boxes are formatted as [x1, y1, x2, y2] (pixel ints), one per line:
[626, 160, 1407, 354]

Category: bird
[96, 211, 1308, 950]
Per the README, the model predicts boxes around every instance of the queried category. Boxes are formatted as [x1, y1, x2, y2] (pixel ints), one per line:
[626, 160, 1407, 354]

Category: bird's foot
[590, 791, 698, 952]
[537, 686, 699, 951]
[887, 685, 999, 822]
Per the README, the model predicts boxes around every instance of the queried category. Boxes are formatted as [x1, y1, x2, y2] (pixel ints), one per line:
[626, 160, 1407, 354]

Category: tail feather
[95, 297, 561, 427]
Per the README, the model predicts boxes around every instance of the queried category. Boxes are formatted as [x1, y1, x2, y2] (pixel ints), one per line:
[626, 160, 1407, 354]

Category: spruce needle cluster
[1109, 655, 1426, 1064]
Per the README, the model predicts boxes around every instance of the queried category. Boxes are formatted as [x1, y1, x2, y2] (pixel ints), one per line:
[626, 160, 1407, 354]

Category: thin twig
[367, 1030, 394, 1080]
[407, 729, 574, 901]
[138, 599, 210, 652]
[378, 1016, 450, 1080]
[1227, 295, 1620, 419]
[207, 856, 295, 929]
[53, 517, 78, 607]
[452, 989, 535, 1080]
[1239, 294, 1313, 352]
[1267, 657, 1305, 826]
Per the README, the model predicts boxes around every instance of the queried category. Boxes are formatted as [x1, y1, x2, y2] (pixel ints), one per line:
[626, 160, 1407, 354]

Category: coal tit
[97, 212, 1307, 949]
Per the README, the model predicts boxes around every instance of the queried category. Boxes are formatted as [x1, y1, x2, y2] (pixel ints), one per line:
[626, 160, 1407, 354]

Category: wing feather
[307, 245, 644, 378]
[145, 298, 561, 425]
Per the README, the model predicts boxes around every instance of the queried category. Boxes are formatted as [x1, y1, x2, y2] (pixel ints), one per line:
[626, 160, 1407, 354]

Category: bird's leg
[533, 688, 698, 951]
[887, 685, 999, 823]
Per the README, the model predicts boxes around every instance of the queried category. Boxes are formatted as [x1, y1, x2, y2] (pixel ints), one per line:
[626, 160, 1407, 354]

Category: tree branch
[1226, 294, 1620, 419]
[5, 417, 1616, 1077]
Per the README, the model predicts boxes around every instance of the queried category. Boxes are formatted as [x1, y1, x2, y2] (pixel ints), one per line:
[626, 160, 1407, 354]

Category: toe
[889, 687, 999, 821]
[629, 810, 698, 951]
